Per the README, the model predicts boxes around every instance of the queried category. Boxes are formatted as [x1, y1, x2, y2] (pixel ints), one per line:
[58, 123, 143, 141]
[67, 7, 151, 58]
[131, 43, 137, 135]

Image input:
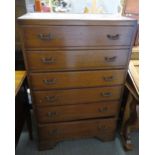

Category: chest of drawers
[18, 13, 137, 150]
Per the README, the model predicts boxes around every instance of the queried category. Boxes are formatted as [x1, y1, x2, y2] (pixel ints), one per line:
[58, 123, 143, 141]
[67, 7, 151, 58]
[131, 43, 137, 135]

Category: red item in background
[35, 0, 42, 12]
[42, 6, 51, 12]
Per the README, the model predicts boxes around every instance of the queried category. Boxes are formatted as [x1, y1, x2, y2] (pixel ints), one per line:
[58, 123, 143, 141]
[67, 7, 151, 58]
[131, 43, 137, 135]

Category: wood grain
[36, 101, 119, 123]
[30, 70, 126, 90]
[33, 86, 123, 107]
[17, 13, 137, 150]
[23, 26, 135, 48]
[26, 49, 129, 71]
[38, 118, 117, 141]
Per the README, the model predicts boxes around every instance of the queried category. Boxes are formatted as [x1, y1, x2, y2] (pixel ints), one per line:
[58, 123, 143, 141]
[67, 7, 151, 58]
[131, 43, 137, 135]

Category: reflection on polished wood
[18, 13, 137, 150]
[26, 49, 130, 71]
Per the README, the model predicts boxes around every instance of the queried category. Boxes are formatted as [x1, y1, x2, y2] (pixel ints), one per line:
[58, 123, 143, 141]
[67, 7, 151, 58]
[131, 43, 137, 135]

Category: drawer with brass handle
[18, 13, 137, 150]
[22, 26, 135, 48]
[30, 70, 126, 90]
[38, 117, 117, 141]
[33, 86, 123, 107]
[26, 49, 129, 71]
[36, 101, 119, 123]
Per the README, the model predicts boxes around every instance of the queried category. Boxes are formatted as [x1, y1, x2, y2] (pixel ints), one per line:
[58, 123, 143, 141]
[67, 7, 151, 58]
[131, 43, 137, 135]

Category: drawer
[38, 118, 117, 141]
[26, 49, 129, 71]
[30, 70, 126, 90]
[33, 86, 123, 107]
[36, 101, 119, 123]
[23, 26, 134, 48]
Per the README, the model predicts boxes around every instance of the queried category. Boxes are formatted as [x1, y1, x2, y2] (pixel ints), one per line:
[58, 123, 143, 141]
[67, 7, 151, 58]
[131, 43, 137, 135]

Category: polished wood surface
[33, 86, 123, 107]
[36, 101, 119, 123]
[23, 26, 134, 48]
[38, 118, 117, 141]
[18, 13, 137, 150]
[26, 49, 129, 71]
[15, 71, 27, 96]
[30, 70, 126, 90]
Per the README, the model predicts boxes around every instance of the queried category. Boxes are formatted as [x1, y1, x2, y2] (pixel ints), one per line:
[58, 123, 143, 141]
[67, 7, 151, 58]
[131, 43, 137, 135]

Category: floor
[16, 112, 139, 155]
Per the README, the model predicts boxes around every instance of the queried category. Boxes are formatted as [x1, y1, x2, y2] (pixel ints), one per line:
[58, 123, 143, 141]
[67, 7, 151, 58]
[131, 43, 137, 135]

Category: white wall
[70, 0, 122, 14]
[25, 0, 123, 14]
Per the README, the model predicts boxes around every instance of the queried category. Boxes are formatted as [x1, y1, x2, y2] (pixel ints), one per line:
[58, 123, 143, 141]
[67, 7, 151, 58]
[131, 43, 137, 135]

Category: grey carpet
[16, 130, 138, 155]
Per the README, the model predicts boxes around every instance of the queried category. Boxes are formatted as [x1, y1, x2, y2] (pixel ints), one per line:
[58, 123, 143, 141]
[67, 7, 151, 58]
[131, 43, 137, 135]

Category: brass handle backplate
[38, 33, 52, 40]
[105, 56, 117, 62]
[45, 96, 57, 102]
[107, 34, 120, 40]
[103, 76, 114, 81]
[98, 125, 107, 130]
[101, 92, 112, 97]
[43, 79, 56, 85]
[98, 107, 108, 113]
[41, 57, 55, 64]
[47, 112, 57, 117]
[48, 129, 58, 136]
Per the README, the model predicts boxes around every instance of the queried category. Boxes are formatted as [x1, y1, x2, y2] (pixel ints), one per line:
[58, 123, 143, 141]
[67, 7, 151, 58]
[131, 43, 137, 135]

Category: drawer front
[23, 26, 134, 48]
[38, 118, 117, 141]
[26, 49, 129, 71]
[33, 86, 122, 107]
[30, 70, 126, 90]
[36, 101, 119, 123]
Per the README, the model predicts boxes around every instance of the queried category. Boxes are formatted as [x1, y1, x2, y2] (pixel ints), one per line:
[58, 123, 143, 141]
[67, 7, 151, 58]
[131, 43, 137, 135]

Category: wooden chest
[18, 13, 137, 150]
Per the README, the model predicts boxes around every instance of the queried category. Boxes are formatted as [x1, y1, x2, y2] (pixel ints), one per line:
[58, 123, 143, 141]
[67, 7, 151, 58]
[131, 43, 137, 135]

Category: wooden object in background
[33, 86, 123, 107]
[15, 71, 33, 148]
[15, 71, 27, 96]
[120, 60, 139, 150]
[131, 46, 139, 60]
[15, 0, 26, 51]
[123, 0, 139, 18]
[122, 0, 139, 46]
[15, 0, 26, 70]
[18, 13, 137, 150]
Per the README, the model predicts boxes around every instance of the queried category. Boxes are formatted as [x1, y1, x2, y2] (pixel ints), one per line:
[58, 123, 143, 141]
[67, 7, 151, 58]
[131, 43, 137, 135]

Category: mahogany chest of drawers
[18, 13, 137, 150]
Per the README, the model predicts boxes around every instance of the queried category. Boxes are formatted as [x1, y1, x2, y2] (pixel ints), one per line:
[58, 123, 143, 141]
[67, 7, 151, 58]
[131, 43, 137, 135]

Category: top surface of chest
[18, 13, 136, 25]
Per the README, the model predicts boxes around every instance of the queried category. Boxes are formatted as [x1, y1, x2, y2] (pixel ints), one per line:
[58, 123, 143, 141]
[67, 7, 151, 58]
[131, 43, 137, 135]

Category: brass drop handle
[98, 107, 108, 112]
[43, 79, 56, 85]
[105, 56, 117, 62]
[107, 34, 120, 40]
[47, 112, 57, 117]
[101, 92, 112, 97]
[38, 33, 52, 40]
[41, 57, 55, 64]
[45, 96, 57, 102]
[48, 129, 58, 136]
[103, 76, 114, 81]
[98, 125, 107, 130]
